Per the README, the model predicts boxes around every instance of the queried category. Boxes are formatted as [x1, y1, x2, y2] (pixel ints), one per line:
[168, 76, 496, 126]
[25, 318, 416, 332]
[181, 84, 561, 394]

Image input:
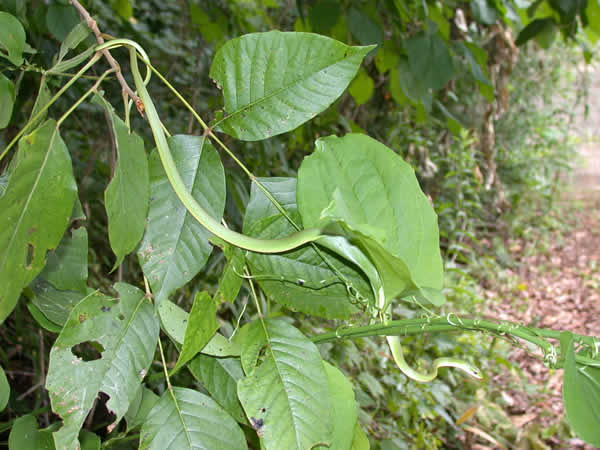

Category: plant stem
[0, 53, 102, 162]
[311, 315, 600, 368]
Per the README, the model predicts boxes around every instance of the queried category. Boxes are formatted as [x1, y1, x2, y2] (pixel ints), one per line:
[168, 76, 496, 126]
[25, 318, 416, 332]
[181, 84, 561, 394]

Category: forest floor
[477, 65, 600, 449]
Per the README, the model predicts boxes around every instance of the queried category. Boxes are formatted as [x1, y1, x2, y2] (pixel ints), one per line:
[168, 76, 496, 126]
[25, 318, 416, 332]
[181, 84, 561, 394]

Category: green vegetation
[0, 0, 598, 448]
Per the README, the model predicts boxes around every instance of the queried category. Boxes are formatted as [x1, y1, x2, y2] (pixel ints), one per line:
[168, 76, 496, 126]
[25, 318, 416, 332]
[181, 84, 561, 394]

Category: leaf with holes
[103, 104, 148, 269]
[139, 387, 247, 449]
[243, 177, 372, 319]
[138, 135, 225, 304]
[297, 134, 444, 305]
[237, 319, 333, 449]
[45, 283, 159, 450]
[210, 31, 373, 141]
[0, 120, 77, 323]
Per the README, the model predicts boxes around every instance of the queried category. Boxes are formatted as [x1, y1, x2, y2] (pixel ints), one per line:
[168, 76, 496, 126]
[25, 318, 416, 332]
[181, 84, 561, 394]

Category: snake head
[463, 365, 483, 380]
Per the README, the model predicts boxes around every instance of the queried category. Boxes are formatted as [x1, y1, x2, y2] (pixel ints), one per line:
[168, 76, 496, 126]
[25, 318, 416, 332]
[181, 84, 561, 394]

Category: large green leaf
[46, 283, 159, 450]
[188, 354, 247, 424]
[157, 299, 240, 357]
[139, 387, 247, 449]
[39, 227, 87, 293]
[297, 134, 444, 305]
[210, 31, 373, 141]
[173, 291, 220, 371]
[562, 333, 600, 447]
[322, 362, 359, 450]
[0, 120, 77, 323]
[0, 11, 25, 66]
[405, 30, 455, 93]
[138, 135, 225, 304]
[212, 239, 245, 304]
[237, 319, 333, 449]
[103, 106, 148, 269]
[0, 72, 15, 128]
[243, 177, 371, 319]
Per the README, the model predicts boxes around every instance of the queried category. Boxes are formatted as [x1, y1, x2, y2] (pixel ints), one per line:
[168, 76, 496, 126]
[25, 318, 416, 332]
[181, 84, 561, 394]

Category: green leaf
[0, 120, 77, 323]
[50, 46, 96, 75]
[79, 431, 100, 450]
[323, 362, 358, 450]
[0, 73, 15, 128]
[46, 5, 80, 42]
[405, 30, 455, 93]
[57, 21, 90, 64]
[157, 299, 240, 357]
[139, 387, 248, 449]
[516, 18, 557, 46]
[237, 319, 333, 449]
[349, 68, 374, 105]
[46, 283, 160, 450]
[29, 278, 87, 327]
[173, 292, 220, 372]
[103, 106, 148, 269]
[243, 177, 371, 319]
[210, 31, 374, 141]
[124, 387, 159, 432]
[297, 134, 444, 304]
[0, 11, 25, 66]
[309, 0, 342, 34]
[374, 40, 400, 74]
[0, 365, 9, 411]
[347, 7, 383, 49]
[188, 354, 247, 424]
[29, 77, 52, 129]
[212, 240, 245, 303]
[562, 333, 600, 447]
[9, 415, 38, 449]
[349, 422, 370, 450]
[471, 0, 499, 25]
[110, 0, 133, 20]
[39, 227, 87, 293]
[138, 135, 224, 303]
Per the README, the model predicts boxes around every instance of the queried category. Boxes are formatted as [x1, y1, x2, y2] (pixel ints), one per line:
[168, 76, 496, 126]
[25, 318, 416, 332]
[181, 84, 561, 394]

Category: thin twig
[70, 0, 140, 108]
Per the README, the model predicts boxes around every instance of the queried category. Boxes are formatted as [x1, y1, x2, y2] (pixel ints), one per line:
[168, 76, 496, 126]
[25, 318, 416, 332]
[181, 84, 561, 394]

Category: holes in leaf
[71, 341, 104, 361]
[25, 243, 35, 269]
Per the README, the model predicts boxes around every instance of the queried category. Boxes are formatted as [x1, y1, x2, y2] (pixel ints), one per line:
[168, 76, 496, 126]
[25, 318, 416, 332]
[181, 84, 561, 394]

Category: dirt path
[476, 64, 600, 448]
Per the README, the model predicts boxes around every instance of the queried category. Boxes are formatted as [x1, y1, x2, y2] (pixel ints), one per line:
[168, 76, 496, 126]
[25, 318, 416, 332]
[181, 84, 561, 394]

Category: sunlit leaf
[139, 387, 247, 449]
[210, 31, 373, 140]
[46, 283, 159, 450]
[0, 120, 77, 323]
[0, 365, 9, 412]
[297, 133, 444, 305]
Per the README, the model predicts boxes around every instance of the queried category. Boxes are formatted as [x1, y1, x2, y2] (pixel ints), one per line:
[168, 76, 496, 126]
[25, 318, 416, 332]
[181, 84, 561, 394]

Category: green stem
[0, 53, 102, 162]
[311, 316, 599, 368]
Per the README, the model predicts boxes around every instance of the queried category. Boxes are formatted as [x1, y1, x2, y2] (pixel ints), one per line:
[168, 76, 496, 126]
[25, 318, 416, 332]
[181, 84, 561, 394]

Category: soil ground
[477, 64, 600, 449]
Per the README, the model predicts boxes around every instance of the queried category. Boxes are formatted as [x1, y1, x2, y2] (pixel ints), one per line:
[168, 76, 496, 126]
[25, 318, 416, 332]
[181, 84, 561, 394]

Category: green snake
[94, 39, 482, 383]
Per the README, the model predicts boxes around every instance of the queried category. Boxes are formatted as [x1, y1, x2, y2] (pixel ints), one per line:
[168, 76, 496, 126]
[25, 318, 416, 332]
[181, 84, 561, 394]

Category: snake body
[94, 40, 482, 383]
